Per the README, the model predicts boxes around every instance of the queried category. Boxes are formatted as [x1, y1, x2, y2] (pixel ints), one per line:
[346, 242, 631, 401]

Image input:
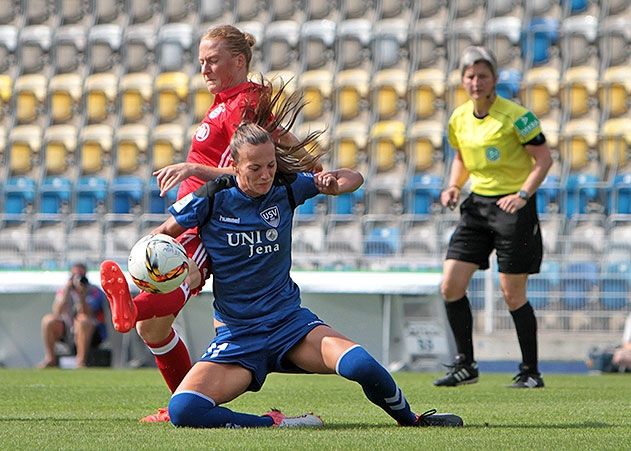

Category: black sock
[444, 296, 474, 363]
[510, 302, 539, 373]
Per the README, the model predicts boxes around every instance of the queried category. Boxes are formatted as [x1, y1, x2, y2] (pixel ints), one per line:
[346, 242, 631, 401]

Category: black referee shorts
[446, 192, 543, 274]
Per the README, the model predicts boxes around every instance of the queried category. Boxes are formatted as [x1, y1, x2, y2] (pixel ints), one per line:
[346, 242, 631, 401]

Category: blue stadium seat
[521, 17, 559, 67]
[566, 0, 589, 14]
[4, 176, 36, 216]
[610, 173, 631, 214]
[330, 187, 365, 216]
[39, 176, 72, 215]
[536, 174, 561, 214]
[295, 194, 327, 220]
[110, 175, 144, 214]
[363, 225, 400, 256]
[148, 177, 178, 214]
[404, 173, 442, 215]
[563, 173, 599, 217]
[527, 260, 560, 309]
[75, 176, 107, 215]
[561, 261, 598, 309]
[496, 68, 522, 100]
[600, 261, 630, 310]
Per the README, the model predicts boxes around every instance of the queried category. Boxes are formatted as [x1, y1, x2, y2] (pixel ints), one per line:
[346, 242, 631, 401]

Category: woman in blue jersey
[435, 47, 553, 389]
[143, 123, 463, 428]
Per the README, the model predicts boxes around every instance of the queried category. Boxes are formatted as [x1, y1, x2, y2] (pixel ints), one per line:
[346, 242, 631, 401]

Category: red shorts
[177, 228, 211, 296]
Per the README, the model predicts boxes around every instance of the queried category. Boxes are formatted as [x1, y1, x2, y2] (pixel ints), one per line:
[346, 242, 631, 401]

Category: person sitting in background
[38, 263, 108, 368]
[613, 314, 631, 370]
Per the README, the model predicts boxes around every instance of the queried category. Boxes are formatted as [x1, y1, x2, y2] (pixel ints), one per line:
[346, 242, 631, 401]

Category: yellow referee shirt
[447, 96, 542, 196]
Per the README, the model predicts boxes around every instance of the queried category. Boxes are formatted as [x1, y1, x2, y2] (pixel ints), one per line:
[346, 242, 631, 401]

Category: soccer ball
[128, 234, 189, 294]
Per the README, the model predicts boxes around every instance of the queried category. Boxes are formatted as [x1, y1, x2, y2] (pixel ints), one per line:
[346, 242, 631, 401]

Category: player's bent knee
[169, 391, 215, 428]
[336, 345, 385, 383]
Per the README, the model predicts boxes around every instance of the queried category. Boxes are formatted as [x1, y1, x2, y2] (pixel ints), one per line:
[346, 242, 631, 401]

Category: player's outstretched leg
[100, 260, 137, 333]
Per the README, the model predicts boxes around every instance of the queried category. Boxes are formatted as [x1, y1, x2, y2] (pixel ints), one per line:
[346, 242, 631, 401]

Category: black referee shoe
[433, 354, 479, 387]
[509, 364, 545, 388]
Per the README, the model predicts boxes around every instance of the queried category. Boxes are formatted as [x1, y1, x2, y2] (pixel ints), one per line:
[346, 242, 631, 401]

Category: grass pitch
[0, 369, 629, 450]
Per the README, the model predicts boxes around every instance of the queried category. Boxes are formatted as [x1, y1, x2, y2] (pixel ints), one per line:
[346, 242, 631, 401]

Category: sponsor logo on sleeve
[194, 123, 210, 142]
[172, 193, 194, 213]
[514, 111, 540, 138]
[208, 103, 225, 119]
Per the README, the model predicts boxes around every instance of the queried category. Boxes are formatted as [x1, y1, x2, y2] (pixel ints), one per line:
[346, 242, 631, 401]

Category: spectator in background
[38, 263, 108, 368]
[612, 314, 631, 370]
[435, 47, 553, 388]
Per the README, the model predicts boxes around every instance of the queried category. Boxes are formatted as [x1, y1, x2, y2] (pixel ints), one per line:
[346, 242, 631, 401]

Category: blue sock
[169, 391, 274, 428]
[336, 345, 416, 425]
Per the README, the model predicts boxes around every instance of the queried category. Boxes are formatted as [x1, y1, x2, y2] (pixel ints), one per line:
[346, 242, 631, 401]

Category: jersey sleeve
[168, 190, 211, 229]
[512, 109, 542, 144]
[290, 172, 320, 206]
[447, 115, 460, 150]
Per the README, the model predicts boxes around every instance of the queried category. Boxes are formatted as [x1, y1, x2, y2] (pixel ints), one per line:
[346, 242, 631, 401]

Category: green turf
[0, 369, 629, 450]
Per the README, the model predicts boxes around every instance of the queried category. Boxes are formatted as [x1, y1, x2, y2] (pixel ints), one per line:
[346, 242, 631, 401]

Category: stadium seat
[18, 25, 51, 74]
[536, 174, 561, 214]
[446, 18, 483, 72]
[295, 194, 327, 221]
[326, 217, 363, 255]
[558, 118, 597, 172]
[269, 0, 302, 21]
[598, 16, 630, 70]
[162, 0, 195, 23]
[51, 25, 86, 74]
[265, 69, 297, 114]
[154, 71, 189, 124]
[335, 18, 372, 71]
[408, 68, 445, 121]
[115, 124, 148, 175]
[56, 0, 87, 25]
[292, 221, 326, 258]
[400, 216, 439, 256]
[299, 19, 336, 71]
[14, 74, 47, 124]
[0, 24, 17, 73]
[87, 24, 122, 73]
[119, 72, 153, 124]
[598, 66, 630, 120]
[48, 73, 82, 124]
[409, 19, 445, 71]
[559, 65, 597, 119]
[333, 121, 369, 170]
[38, 175, 73, 215]
[521, 17, 559, 68]
[367, 120, 406, 191]
[42, 124, 77, 176]
[235, 21, 264, 73]
[329, 187, 366, 217]
[334, 68, 369, 122]
[128, 0, 158, 24]
[527, 260, 560, 309]
[371, 18, 408, 71]
[486, 0, 520, 18]
[610, 173, 631, 215]
[560, 15, 598, 70]
[485, 16, 522, 67]
[563, 172, 600, 217]
[84, 72, 117, 124]
[496, 68, 522, 100]
[599, 118, 629, 174]
[157, 22, 193, 72]
[198, 0, 231, 23]
[519, 66, 560, 118]
[406, 120, 443, 173]
[299, 70, 332, 122]
[447, 69, 468, 110]
[404, 173, 442, 215]
[565, 215, 606, 258]
[79, 124, 113, 175]
[0, 0, 18, 25]
[75, 175, 108, 216]
[90, 0, 124, 24]
[561, 261, 598, 309]
[122, 24, 156, 73]
[110, 175, 144, 214]
[264, 20, 300, 72]
[148, 176, 178, 214]
[8, 124, 42, 176]
[370, 68, 407, 121]
[0, 74, 12, 120]
[363, 222, 401, 256]
[151, 123, 184, 170]
[189, 73, 215, 123]
[3, 176, 36, 217]
[600, 261, 630, 310]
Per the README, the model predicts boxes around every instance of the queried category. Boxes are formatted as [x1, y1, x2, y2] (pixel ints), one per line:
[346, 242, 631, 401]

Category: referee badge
[486, 146, 500, 161]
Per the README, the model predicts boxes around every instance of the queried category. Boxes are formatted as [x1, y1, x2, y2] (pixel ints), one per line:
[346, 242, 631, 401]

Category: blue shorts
[199, 307, 326, 392]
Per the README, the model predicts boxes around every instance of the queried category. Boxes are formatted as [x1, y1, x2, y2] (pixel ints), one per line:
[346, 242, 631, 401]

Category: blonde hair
[202, 24, 255, 69]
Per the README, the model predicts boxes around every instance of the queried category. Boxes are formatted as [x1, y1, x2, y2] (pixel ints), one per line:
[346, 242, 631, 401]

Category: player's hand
[314, 171, 340, 195]
[153, 163, 195, 196]
[440, 187, 460, 210]
[496, 194, 527, 214]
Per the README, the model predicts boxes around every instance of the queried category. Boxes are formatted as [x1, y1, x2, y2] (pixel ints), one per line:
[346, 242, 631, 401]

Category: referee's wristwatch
[518, 190, 530, 201]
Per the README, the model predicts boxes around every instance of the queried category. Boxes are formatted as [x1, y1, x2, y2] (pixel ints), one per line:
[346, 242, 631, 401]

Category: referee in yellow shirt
[435, 47, 553, 388]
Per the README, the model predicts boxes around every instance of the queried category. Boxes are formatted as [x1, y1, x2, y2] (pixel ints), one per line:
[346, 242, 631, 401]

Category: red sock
[146, 329, 192, 393]
[134, 284, 191, 321]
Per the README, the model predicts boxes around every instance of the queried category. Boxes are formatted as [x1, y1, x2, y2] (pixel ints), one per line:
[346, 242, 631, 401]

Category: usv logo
[260, 206, 280, 227]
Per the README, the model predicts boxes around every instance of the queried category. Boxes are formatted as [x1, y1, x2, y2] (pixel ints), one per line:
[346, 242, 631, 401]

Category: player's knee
[336, 345, 384, 383]
[136, 317, 174, 343]
[169, 392, 209, 427]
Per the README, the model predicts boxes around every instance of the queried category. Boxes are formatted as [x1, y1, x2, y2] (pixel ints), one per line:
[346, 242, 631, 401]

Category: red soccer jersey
[177, 81, 263, 199]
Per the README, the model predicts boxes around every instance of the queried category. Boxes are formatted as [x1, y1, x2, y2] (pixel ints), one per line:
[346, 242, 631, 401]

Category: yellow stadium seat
[85, 73, 118, 124]
[371, 68, 407, 120]
[43, 125, 77, 175]
[598, 66, 630, 119]
[0, 74, 11, 117]
[14, 74, 47, 124]
[115, 124, 148, 174]
[300, 70, 333, 121]
[334, 121, 368, 169]
[447, 70, 468, 111]
[9, 125, 42, 175]
[520, 67, 560, 118]
[79, 124, 113, 174]
[155, 71, 189, 123]
[407, 120, 443, 172]
[409, 68, 445, 120]
[560, 65, 597, 119]
[539, 118, 559, 150]
[559, 119, 598, 171]
[120, 73, 153, 124]
[369, 120, 405, 172]
[335, 69, 369, 121]
[190, 73, 215, 123]
[49, 73, 82, 124]
[152, 123, 184, 170]
[599, 118, 630, 169]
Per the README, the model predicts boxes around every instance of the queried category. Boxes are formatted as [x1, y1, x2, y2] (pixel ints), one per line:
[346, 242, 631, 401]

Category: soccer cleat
[414, 409, 464, 427]
[140, 407, 170, 423]
[100, 260, 138, 333]
[263, 409, 324, 428]
[509, 364, 545, 388]
[433, 354, 479, 387]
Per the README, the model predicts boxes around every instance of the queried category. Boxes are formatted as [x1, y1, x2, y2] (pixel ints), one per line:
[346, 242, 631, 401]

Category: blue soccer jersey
[169, 173, 320, 326]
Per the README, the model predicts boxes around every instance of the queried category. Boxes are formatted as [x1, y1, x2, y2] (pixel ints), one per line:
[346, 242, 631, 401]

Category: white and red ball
[128, 234, 189, 294]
